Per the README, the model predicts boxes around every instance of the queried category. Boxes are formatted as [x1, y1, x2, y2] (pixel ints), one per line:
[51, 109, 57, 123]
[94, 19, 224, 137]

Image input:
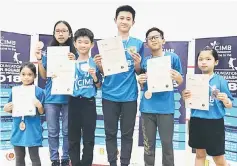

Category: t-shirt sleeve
[36, 88, 45, 106]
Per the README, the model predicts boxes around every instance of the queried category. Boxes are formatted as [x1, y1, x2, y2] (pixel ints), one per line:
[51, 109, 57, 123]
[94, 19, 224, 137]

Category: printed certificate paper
[97, 36, 128, 76]
[147, 56, 173, 92]
[12, 85, 36, 117]
[51, 60, 75, 95]
[185, 74, 209, 110]
[47, 46, 75, 95]
[46, 46, 70, 77]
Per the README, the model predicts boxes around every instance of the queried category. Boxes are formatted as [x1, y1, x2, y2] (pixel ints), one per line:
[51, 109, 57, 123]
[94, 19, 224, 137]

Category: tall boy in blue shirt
[94, 5, 144, 166]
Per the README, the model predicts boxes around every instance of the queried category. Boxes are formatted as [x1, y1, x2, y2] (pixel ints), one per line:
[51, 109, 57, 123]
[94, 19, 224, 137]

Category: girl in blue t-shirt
[182, 47, 233, 166]
[3, 62, 45, 166]
[34, 20, 77, 166]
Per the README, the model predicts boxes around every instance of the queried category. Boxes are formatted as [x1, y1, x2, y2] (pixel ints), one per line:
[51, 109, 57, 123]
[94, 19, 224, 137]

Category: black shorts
[188, 117, 225, 156]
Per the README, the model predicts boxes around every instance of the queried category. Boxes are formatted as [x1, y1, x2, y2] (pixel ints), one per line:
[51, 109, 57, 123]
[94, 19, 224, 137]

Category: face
[146, 30, 165, 51]
[74, 36, 94, 55]
[198, 50, 218, 74]
[54, 22, 71, 44]
[20, 67, 36, 85]
[115, 11, 134, 33]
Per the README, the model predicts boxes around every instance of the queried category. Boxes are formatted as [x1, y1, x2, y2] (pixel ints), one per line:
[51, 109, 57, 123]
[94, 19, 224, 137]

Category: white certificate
[147, 56, 173, 92]
[51, 60, 75, 95]
[12, 85, 36, 117]
[97, 36, 128, 76]
[46, 46, 70, 77]
[185, 74, 209, 110]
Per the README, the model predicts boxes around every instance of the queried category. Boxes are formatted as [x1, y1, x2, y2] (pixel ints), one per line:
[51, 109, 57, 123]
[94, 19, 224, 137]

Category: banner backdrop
[38, 34, 53, 89]
[0, 31, 31, 160]
[138, 41, 189, 151]
[195, 36, 237, 162]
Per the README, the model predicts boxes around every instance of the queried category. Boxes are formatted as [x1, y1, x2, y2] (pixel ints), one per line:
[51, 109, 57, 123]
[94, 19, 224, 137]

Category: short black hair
[74, 28, 94, 43]
[197, 46, 219, 61]
[146, 27, 164, 39]
[20, 62, 37, 77]
[115, 5, 136, 21]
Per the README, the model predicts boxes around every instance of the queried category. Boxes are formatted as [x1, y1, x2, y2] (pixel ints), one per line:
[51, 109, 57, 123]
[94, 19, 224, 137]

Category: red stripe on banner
[187, 66, 195, 68]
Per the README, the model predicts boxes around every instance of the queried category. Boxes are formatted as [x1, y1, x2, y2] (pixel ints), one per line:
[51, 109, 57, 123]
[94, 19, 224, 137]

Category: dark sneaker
[52, 160, 60, 166]
[61, 159, 70, 166]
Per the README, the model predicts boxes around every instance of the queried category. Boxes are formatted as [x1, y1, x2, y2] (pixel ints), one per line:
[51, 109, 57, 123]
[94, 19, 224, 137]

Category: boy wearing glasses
[138, 27, 183, 166]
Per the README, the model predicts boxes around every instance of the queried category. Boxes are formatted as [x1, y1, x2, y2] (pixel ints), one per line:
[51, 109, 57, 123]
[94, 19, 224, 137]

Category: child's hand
[34, 41, 44, 60]
[33, 99, 43, 109]
[93, 54, 102, 67]
[131, 53, 141, 67]
[88, 68, 97, 79]
[182, 89, 191, 100]
[51, 73, 57, 79]
[35, 48, 42, 60]
[170, 69, 182, 81]
[216, 92, 228, 102]
[138, 74, 147, 84]
[3, 102, 13, 113]
[68, 52, 76, 60]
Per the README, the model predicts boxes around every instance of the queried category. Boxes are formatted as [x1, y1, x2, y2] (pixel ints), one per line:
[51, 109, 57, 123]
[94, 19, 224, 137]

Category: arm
[217, 78, 233, 109]
[35, 47, 47, 79]
[222, 98, 232, 108]
[4, 93, 13, 113]
[37, 104, 44, 115]
[134, 43, 144, 74]
[3, 102, 13, 113]
[93, 54, 104, 75]
[89, 68, 102, 88]
[93, 77, 102, 88]
[37, 59, 47, 79]
[171, 55, 183, 86]
[34, 89, 45, 115]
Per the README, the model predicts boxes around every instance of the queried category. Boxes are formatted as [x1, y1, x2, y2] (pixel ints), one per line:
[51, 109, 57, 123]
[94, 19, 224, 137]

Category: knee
[213, 155, 226, 165]
[62, 127, 68, 136]
[105, 129, 117, 140]
[48, 128, 59, 137]
[196, 150, 206, 160]
[161, 139, 172, 148]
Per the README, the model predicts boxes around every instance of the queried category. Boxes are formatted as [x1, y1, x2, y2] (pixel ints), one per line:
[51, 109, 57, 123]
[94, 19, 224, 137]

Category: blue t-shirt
[8, 85, 45, 147]
[42, 55, 69, 104]
[191, 74, 234, 119]
[73, 57, 102, 98]
[139, 52, 183, 114]
[102, 37, 144, 102]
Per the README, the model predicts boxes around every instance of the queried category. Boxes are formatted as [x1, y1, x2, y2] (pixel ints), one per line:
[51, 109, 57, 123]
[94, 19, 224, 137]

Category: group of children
[3, 4, 233, 166]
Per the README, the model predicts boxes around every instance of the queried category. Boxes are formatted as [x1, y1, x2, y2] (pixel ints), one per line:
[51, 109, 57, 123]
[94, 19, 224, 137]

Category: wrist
[93, 77, 99, 84]
[37, 57, 42, 60]
[223, 98, 230, 104]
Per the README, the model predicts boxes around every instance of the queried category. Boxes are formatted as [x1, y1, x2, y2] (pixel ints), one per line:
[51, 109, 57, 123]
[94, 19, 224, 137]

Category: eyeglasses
[146, 35, 163, 41]
[55, 29, 69, 34]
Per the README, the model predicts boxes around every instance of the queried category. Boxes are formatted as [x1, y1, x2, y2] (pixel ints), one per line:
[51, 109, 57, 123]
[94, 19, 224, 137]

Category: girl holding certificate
[182, 47, 233, 166]
[68, 28, 102, 166]
[34, 21, 77, 166]
[3, 62, 45, 166]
